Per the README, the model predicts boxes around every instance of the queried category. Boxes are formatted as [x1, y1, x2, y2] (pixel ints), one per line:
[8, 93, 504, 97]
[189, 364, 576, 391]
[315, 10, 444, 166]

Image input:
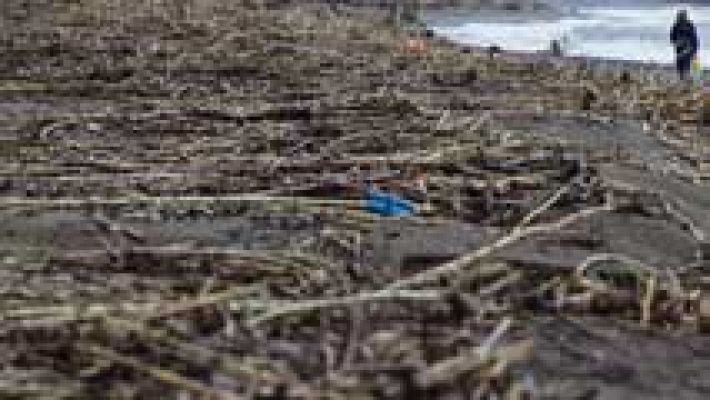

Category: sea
[426, 2, 710, 67]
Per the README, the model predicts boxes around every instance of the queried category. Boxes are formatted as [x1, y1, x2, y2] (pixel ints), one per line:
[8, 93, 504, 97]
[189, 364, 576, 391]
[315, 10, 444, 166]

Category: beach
[0, 0, 709, 398]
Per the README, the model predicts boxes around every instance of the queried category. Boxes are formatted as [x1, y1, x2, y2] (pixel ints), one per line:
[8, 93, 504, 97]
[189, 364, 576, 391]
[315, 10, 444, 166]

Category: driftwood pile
[0, 1, 709, 398]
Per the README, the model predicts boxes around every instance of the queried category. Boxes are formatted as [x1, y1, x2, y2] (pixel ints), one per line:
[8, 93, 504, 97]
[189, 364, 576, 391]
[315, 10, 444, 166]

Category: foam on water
[431, 3, 710, 66]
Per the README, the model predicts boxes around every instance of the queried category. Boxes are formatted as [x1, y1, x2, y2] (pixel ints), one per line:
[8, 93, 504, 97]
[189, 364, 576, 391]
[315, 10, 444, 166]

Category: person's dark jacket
[671, 19, 699, 58]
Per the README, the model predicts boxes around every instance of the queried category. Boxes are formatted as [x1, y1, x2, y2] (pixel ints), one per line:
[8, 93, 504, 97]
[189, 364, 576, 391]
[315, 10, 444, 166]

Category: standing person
[670, 10, 699, 81]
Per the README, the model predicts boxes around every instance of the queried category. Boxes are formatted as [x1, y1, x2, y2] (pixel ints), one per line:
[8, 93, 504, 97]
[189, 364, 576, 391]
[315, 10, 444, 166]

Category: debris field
[1, 1, 710, 399]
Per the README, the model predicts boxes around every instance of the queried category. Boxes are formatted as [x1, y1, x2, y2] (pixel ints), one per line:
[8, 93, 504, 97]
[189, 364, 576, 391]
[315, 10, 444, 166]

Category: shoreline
[423, 26, 680, 79]
[417, 20, 697, 79]
[422, 2, 710, 74]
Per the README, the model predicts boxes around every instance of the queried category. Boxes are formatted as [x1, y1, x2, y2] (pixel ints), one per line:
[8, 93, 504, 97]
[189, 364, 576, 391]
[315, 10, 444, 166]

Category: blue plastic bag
[364, 188, 415, 217]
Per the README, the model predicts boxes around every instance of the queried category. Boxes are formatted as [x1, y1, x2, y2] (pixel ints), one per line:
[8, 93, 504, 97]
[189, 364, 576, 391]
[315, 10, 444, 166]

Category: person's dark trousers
[677, 54, 693, 80]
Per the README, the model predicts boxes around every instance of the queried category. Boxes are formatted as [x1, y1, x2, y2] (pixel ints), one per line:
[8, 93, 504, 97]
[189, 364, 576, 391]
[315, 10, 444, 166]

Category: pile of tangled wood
[0, 1, 709, 399]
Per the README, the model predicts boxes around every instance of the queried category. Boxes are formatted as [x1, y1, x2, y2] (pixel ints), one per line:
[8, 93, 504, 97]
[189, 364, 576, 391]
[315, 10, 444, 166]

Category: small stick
[0, 194, 361, 208]
[81, 344, 242, 400]
[514, 184, 570, 229]
[641, 276, 656, 328]
[416, 319, 529, 388]
[246, 289, 442, 326]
